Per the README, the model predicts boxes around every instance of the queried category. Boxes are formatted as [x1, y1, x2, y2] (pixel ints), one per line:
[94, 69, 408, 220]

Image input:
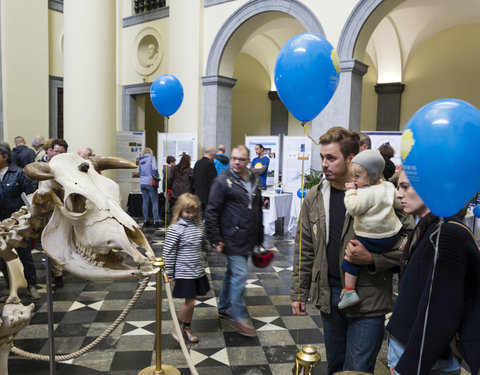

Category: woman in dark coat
[168, 153, 194, 210]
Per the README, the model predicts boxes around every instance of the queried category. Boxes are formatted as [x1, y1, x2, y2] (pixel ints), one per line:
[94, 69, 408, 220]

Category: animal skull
[25, 153, 155, 281]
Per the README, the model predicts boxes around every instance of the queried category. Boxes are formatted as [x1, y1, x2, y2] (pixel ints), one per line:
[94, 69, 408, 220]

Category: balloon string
[163, 116, 169, 239]
[417, 217, 444, 375]
[296, 124, 307, 344]
[301, 122, 318, 146]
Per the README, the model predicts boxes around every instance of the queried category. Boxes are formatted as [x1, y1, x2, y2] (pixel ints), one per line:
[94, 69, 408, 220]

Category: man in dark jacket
[0, 141, 39, 300]
[12, 136, 35, 168]
[193, 146, 217, 217]
[206, 145, 264, 337]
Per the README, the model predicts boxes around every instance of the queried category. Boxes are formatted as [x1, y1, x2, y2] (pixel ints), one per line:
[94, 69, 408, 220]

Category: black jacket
[193, 156, 217, 206]
[386, 217, 480, 374]
[12, 145, 35, 168]
[205, 168, 264, 256]
[0, 163, 36, 220]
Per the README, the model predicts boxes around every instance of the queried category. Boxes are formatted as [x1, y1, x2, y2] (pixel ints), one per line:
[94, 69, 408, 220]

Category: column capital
[375, 82, 405, 95]
[201, 75, 237, 88]
[340, 59, 369, 76]
[268, 91, 280, 101]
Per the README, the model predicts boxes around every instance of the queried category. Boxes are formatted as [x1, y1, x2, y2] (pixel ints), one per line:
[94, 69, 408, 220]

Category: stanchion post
[138, 258, 179, 375]
[293, 345, 321, 375]
[45, 257, 56, 375]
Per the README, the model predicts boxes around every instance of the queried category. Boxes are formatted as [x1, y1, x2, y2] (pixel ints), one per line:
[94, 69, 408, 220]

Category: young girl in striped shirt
[163, 193, 210, 343]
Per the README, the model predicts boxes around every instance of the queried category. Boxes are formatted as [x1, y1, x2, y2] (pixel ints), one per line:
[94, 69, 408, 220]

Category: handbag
[150, 156, 159, 188]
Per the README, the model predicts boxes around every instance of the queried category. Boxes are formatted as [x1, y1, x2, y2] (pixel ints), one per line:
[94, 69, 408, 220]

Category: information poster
[116, 131, 145, 183]
[282, 136, 312, 192]
[245, 135, 279, 188]
[157, 132, 198, 171]
[365, 131, 403, 168]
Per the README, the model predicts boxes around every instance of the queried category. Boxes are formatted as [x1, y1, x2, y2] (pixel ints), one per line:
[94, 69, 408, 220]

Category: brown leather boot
[182, 325, 199, 343]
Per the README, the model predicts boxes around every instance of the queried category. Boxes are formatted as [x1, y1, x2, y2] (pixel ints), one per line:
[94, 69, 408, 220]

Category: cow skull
[24, 153, 155, 281]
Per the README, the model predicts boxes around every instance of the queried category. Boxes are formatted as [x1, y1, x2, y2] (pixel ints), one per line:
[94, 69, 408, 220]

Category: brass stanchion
[292, 345, 321, 374]
[138, 258, 180, 375]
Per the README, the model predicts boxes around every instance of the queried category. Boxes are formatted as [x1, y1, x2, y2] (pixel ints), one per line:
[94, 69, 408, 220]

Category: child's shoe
[338, 289, 360, 309]
[182, 326, 199, 343]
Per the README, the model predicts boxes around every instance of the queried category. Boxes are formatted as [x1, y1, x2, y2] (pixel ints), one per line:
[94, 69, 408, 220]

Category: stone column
[64, 0, 116, 157]
[268, 91, 288, 136]
[311, 59, 368, 169]
[375, 82, 405, 131]
[201, 75, 236, 153]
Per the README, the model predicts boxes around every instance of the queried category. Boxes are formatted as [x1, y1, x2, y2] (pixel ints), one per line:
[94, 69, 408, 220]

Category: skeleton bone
[24, 153, 156, 280]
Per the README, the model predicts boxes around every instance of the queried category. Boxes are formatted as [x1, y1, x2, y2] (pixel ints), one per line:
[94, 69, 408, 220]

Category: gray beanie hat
[351, 149, 385, 182]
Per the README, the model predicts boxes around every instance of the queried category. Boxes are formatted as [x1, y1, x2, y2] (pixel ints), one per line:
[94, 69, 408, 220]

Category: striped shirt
[163, 218, 207, 279]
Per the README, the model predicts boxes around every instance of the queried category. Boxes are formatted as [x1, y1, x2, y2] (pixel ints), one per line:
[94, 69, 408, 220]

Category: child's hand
[168, 278, 174, 287]
[345, 182, 357, 190]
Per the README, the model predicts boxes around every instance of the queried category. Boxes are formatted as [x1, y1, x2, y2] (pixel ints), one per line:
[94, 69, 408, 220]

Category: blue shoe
[338, 289, 360, 309]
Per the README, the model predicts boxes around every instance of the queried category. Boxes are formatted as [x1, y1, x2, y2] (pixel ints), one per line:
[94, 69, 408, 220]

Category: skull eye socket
[64, 193, 87, 214]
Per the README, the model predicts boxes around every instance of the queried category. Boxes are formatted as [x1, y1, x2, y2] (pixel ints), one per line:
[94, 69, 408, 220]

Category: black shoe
[154, 222, 162, 229]
[142, 221, 151, 230]
[54, 276, 64, 288]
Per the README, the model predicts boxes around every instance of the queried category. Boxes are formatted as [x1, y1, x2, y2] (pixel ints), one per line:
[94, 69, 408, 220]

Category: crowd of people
[2, 129, 478, 374]
[0, 135, 99, 300]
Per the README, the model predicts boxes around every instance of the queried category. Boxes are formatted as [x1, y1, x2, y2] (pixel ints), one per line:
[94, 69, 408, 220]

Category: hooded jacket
[138, 153, 158, 186]
[205, 168, 263, 256]
[214, 153, 229, 175]
[12, 145, 35, 168]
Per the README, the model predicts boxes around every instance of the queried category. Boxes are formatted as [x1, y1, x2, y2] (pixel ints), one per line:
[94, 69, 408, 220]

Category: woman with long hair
[138, 147, 160, 229]
[168, 153, 194, 211]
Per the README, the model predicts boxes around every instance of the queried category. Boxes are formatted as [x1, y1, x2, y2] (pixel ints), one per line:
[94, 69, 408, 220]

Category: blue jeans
[218, 255, 248, 321]
[140, 184, 159, 223]
[321, 287, 385, 374]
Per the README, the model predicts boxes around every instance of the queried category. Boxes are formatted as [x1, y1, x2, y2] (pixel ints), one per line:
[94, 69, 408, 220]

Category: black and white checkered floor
[3, 222, 396, 375]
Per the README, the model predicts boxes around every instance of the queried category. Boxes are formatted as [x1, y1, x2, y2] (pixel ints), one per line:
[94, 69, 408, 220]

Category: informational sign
[245, 135, 279, 188]
[157, 132, 198, 166]
[116, 131, 145, 183]
[282, 136, 313, 192]
[365, 131, 403, 168]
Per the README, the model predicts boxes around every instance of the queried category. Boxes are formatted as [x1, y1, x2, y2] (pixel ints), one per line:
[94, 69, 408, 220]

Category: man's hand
[291, 301, 306, 316]
[212, 242, 225, 253]
[345, 239, 373, 265]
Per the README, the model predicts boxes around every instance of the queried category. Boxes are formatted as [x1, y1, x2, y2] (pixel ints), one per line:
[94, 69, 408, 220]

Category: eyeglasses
[231, 157, 248, 162]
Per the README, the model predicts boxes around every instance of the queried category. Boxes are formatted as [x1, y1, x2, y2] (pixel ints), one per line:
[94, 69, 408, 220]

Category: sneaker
[27, 286, 41, 300]
[54, 276, 64, 288]
[141, 221, 151, 230]
[338, 289, 360, 309]
[231, 319, 256, 337]
[218, 310, 233, 321]
[183, 326, 199, 343]
[153, 222, 162, 229]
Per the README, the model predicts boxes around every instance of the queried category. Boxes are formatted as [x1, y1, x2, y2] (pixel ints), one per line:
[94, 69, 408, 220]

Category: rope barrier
[164, 278, 199, 375]
[11, 276, 151, 361]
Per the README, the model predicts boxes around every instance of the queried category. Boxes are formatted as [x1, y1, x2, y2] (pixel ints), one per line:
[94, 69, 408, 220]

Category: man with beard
[290, 126, 413, 374]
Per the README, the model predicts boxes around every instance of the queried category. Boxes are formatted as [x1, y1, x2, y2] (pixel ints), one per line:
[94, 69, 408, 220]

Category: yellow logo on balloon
[331, 49, 340, 74]
[401, 129, 415, 161]
[255, 162, 263, 169]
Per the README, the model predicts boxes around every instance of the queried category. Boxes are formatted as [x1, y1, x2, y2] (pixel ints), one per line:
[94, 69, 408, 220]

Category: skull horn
[89, 156, 136, 171]
[24, 162, 54, 181]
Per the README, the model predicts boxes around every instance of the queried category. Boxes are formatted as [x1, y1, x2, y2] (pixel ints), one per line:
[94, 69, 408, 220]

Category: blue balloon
[150, 74, 184, 117]
[401, 99, 480, 217]
[474, 205, 480, 218]
[297, 188, 308, 198]
[274, 33, 340, 122]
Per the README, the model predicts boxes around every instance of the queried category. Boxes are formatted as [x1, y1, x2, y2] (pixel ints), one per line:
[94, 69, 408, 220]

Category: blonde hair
[171, 193, 202, 225]
[141, 147, 153, 156]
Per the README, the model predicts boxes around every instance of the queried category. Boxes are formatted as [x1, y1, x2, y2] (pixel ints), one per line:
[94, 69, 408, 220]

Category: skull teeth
[76, 243, 106, 268]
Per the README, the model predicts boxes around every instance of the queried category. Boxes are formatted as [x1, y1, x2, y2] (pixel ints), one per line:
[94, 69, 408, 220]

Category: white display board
[365, 131, 403, 168]
[245, 135, 279, 188]
[116, 131, 145, 183]
[282, 136, 313, 192]
[157, 132, 198, 166]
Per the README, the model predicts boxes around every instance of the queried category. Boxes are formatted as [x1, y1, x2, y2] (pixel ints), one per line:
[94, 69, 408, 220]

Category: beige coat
[290, 180, 414, 318]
